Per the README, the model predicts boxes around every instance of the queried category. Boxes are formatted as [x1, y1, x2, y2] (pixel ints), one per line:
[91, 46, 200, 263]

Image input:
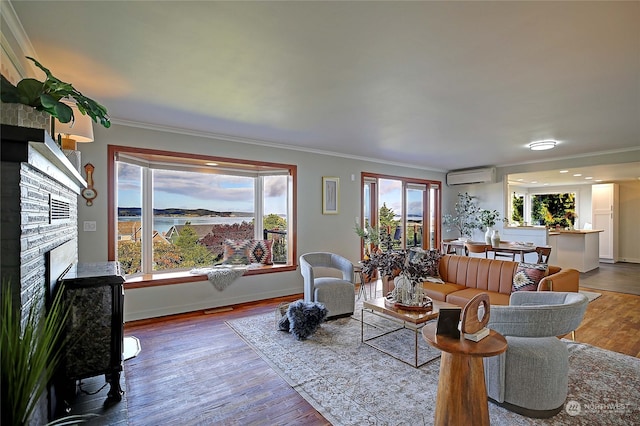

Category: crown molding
[1, 0, 38, 75]
[110, 117, 446, 174]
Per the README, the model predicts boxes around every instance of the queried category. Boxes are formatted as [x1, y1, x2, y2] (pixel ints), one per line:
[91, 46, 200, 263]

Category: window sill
[124, 263, 297, 289]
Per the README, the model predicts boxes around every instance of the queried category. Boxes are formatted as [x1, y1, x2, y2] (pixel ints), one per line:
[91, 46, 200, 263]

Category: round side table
[422, 322, 507, 426]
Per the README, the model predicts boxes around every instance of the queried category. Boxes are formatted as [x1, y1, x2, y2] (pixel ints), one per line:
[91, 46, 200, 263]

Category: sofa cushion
[439, 255, 518, 295]
[422, 282, 466, 302]
[446, 288, 510, 307]
[512, 263, 549, 292]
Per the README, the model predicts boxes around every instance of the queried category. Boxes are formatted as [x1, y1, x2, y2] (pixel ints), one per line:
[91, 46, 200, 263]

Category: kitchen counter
[547, 230, 603, 272]
[548, 229, 603, 236]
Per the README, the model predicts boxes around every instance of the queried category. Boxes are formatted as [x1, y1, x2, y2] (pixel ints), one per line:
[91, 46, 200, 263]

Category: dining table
[443, 240, 538, 262]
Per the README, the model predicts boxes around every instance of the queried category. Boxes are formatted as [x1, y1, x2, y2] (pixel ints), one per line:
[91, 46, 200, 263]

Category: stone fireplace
[0, 124, 86, 423]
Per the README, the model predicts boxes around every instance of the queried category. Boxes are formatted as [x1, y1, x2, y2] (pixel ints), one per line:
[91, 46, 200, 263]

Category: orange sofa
[385, 254, 580, 307]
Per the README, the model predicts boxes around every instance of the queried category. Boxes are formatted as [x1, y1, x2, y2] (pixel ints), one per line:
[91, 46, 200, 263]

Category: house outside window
[108, 145, 296, 277]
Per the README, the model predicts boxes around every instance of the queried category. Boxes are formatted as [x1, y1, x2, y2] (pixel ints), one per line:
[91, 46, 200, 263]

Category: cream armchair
[299, 252, 355, 319]
[484, 291, 589, 418]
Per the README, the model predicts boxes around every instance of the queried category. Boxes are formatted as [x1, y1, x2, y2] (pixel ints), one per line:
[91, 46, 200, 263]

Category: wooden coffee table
[361, 297, 458, 367]
[422, 322, 507, 426]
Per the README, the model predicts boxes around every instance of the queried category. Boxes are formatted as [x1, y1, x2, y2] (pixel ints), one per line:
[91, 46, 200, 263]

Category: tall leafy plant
[442, 192, 481, 238]
[1, 281, 70, 425]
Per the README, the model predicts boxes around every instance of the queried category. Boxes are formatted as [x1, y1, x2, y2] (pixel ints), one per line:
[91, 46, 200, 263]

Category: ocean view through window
[109, 145, 296, 277]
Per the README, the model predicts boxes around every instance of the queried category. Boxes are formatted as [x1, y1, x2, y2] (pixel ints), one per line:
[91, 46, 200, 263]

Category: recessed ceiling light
[543, 183, 549, 186]
[595, 179, 603, 182]
[573, 173, 582, 177]
[531, 181, 538, 184]
[205, 162, 218, 166]
[528, 140, 558, 151]
[585, 177, 593, 180]
[559, 170, 569, 173]
[517, 178, 524, 181]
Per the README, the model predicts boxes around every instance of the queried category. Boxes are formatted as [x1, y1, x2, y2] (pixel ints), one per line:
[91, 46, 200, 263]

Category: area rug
[227, 310, 639, 425]
[579, 290, 602, 302]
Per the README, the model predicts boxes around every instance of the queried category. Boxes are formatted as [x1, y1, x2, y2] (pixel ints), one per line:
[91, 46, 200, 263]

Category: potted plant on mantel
[1, 56, 111, 132]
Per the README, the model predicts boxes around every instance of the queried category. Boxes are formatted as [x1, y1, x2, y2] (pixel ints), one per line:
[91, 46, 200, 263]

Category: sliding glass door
[361, 173, 441, 255]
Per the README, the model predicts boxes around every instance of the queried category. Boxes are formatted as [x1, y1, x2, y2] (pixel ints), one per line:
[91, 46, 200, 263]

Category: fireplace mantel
[1, 124, 87, 191]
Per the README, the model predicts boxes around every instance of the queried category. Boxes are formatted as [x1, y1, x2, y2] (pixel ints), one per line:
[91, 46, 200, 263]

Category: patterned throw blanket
[190, 266, 248, 291]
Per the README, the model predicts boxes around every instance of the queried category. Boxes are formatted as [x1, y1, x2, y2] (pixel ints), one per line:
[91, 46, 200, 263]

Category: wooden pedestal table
[422, 322, 507, 426]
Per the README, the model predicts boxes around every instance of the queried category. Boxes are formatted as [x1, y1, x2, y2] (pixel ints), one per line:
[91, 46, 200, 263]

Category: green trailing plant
[1, 56, 110, 128]
[1, 281, 70, 426]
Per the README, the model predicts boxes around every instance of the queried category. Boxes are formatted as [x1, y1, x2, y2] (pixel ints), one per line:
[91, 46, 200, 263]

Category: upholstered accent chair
[484, 291, 588, 418]
[299, 252, 355, 319]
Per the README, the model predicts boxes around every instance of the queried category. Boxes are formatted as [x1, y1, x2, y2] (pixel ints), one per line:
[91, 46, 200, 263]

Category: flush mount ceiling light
[528, 140, 558, 151]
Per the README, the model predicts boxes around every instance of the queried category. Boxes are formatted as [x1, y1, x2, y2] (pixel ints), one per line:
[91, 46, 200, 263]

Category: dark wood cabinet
[57, 261, 125, 409]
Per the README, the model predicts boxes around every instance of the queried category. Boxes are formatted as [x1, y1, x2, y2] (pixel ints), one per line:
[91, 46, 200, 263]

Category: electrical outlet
[83, 221, 97, 232]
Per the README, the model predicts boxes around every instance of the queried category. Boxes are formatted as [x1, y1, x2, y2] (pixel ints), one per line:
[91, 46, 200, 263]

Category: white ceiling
[508, 162, 640, 189]
[6, 1, 640, 177]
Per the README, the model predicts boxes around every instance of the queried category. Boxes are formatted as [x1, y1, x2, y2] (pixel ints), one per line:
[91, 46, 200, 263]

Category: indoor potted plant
[353, 221, 380, 258]
[0, 281, 89, 425]
[1, 56, 110, 130]
[479, 209, 507, 244]
[442, 192, 481, 240]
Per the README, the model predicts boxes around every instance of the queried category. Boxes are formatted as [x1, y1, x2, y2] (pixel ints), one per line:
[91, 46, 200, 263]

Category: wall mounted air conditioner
[446, 167, 496, 186]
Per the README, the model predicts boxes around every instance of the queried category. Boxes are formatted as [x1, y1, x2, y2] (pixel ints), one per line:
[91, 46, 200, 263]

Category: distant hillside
[118, 207, 253, 217]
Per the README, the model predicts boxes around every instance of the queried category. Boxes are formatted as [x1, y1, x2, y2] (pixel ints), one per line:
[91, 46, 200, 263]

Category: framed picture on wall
[322, 176, 339, 215]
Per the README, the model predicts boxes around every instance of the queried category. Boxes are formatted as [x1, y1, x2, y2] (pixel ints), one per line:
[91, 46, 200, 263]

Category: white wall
[77, 124, 445, 320]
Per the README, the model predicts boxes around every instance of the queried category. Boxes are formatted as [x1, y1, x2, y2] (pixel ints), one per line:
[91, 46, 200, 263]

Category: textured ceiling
[7, 1, 640, 177]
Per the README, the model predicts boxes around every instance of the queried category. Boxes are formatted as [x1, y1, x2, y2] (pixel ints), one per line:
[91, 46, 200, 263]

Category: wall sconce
[528, 140, 557, 151]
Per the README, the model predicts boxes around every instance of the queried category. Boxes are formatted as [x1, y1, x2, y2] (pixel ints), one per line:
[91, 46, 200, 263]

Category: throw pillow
[286, 300, 328, 341]
[512, 262, 549, 292]
[222, 239, 251, 265]
[246, 239, 273, 265]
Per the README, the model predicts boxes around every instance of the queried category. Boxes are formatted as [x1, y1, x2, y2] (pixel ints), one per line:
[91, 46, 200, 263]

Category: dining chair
[441, 238, 457, 255]
[536, 246, 552, 264]
[464, 242, 490, 258]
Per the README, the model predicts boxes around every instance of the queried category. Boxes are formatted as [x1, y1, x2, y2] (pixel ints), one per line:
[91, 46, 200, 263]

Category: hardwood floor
[121, 265, 639, 425]
[123, 294, 328, 426]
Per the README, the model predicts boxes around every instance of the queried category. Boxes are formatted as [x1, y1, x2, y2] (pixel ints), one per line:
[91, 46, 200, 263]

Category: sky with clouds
[118, 163, 422, 220]
[117, 163, 287, 214]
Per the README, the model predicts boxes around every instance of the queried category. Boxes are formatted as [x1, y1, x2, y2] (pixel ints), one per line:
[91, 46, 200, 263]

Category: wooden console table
[422, 322, 507, 426]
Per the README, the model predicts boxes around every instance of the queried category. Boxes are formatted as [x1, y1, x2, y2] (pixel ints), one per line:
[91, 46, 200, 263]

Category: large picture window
[108, 146, 296, 278]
